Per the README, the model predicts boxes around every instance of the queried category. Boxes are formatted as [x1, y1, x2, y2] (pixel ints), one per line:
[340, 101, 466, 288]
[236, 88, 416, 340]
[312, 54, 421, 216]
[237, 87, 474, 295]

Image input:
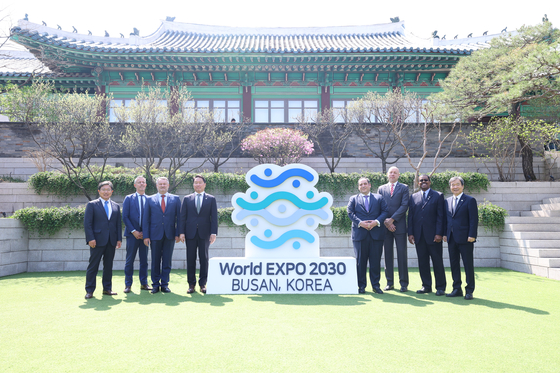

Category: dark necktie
[139, 195, 144, 229]
[197, 194, 202, 213]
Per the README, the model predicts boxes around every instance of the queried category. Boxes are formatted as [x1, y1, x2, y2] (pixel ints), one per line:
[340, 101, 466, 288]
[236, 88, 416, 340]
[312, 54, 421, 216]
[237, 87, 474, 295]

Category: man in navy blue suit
[143, 177, 181, 294]
[443, 176, 478, 300]
[122, 176, 152, 293]
[179, 175, 218, 294]
[408, 175, 447, 296]
[84, 181, 122, 299]
[347, 177, 389, 294]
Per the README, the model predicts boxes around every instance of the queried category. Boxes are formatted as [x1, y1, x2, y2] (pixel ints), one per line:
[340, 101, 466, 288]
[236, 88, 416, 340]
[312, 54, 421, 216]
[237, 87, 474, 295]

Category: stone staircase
[500, 197, 560, 280]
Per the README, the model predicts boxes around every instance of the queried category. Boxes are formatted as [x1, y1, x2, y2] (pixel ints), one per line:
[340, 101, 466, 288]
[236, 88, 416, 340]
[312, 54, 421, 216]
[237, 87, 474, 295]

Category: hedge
[28, 168, 490, 198]
[12, 202, 506, 236]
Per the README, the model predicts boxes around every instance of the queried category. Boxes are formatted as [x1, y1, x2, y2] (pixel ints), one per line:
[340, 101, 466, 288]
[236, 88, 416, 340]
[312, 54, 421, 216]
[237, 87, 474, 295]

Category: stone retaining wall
[1, 218, 499, 278]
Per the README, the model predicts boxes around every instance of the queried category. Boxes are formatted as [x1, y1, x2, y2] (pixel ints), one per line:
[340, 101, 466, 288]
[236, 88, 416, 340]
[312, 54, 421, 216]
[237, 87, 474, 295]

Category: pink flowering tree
[241, 127, 314, 166]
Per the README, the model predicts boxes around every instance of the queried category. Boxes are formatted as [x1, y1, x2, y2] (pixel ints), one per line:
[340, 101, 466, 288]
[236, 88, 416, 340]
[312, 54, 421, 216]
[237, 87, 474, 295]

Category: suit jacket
[347, 192, 389, 241]
[84, 198, 122, 247]
[122, 193, 145, 237]
[377, 182, 409, 233]
[445, 194, 478, 243]
[179, 192, 218, 240]
[407, 189, 445, 242]
[142, 193, 181, 241]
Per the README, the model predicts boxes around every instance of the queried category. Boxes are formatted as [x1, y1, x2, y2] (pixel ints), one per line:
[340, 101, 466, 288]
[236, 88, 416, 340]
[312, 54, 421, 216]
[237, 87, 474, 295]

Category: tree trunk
[518, 135, 537, 181]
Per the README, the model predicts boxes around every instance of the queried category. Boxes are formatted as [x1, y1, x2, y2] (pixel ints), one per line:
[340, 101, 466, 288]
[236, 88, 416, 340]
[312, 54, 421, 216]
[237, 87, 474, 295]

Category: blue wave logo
[250, 168, 314, 188]
[231, 164, 333, 257]
[250, 230, 315, 249]
[236, 192, 329, 211]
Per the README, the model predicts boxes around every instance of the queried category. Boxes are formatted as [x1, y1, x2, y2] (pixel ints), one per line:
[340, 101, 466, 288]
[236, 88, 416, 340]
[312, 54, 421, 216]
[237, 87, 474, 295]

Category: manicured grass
[1, 268, 559, 372]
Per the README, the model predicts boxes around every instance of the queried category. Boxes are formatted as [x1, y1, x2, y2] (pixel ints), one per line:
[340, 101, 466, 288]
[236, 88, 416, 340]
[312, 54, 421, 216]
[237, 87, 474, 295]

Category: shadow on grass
[247, 294, 372, 306]
[121, 291, 234, 307]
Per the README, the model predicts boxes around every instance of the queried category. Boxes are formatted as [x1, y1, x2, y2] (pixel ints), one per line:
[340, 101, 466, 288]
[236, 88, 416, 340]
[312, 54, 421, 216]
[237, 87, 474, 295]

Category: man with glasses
[407, 175, 447, 296]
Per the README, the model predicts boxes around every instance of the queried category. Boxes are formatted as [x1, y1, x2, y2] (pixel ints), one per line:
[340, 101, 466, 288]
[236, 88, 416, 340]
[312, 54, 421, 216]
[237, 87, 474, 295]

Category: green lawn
[1, 268, 559, 373]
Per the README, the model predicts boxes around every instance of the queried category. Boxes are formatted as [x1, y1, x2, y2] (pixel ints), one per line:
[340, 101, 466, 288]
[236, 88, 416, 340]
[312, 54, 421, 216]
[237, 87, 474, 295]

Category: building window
[405, 99, 429, 123]
[184, 99, 241, 122]
[109, 99, 168, 122]
[332, 100, 358, 123]
[254, 99, 318, 123]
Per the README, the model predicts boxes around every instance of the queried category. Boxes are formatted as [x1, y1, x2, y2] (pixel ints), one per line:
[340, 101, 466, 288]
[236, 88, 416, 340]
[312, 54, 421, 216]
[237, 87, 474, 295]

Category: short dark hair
[358, 177, 370, 184]
[98, 181, 114, 190]
[194, 174, 206, 183]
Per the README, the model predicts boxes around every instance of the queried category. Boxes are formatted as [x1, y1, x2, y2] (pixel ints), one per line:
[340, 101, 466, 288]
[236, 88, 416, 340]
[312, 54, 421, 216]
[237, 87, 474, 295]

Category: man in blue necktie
[83, 181, 122, 299]
[122, 176, 152, 293]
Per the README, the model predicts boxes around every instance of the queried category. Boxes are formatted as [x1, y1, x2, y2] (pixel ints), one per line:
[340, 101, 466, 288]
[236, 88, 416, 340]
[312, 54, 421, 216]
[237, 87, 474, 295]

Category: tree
[118, 85, 206, 192]
[241, 127, 314, 166]
[198, 114, 247, 172]
[349, 89, 422, 172]
[298, 108, 353, 173]
[434, 21, 560, 180]
[391, 100, 462, 190]
[0, 80, 118, 200]
[467, 117, 560, 181]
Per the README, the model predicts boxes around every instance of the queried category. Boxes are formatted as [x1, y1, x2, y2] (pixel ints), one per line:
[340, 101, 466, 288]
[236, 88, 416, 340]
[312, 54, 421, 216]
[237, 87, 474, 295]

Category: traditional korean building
[4, 18, 498, 124]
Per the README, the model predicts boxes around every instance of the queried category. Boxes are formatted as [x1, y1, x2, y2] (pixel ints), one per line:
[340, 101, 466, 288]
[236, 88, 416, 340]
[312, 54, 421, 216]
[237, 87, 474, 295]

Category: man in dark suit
[443, 176, 478, 300]
[347, 177, 389, 294]
[407, 175, 447, 296]
[84, 181, 122, 299]
[122, 176, 152, 293]
[179, 175, 218, 294]
[143, 177, 181, 294]
[377, 166, 409, 292]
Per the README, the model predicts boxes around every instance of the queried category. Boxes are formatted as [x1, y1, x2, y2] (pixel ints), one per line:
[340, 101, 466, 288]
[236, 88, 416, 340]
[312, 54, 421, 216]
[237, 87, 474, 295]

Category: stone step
[505, 216, 560, 224]
[543, 197, 560, 204]
[501, 253, 560, 267]
[500, 246, 560, 258]
[549, 268, 560, 281]
[504, 224, 560, 232]
[530, 203, 560, 211]
[500, 231, 560, 240]
[500, 239, 560, 250]
[519, 210, 560, 217]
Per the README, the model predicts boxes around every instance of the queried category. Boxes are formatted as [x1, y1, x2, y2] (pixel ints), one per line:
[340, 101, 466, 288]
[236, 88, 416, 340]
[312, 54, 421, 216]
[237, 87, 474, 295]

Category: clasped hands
[359, 220, 378, 230]
[177, 234, 217, 244]
[384, 218, 396, 232]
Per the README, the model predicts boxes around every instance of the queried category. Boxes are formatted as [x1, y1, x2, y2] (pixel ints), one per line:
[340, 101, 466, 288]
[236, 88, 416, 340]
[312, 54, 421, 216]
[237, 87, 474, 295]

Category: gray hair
[449, 176, 464, 186]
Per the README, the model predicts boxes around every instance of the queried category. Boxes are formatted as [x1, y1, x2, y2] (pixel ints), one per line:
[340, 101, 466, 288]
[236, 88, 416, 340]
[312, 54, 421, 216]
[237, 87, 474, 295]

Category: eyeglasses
[418, 179, 429, 182]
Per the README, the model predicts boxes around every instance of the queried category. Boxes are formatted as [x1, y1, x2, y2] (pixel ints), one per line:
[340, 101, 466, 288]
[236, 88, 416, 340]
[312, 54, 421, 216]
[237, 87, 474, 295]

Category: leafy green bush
[28, 168, 489, 197]
[13, 206, 86, 236]
[478, 201, 508, 233]
[0, 174, 26, 182]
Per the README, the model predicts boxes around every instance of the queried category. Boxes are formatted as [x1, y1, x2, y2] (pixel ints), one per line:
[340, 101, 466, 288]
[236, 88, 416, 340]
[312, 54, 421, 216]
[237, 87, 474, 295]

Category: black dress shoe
[446, 289, 463, 297]
[358, 288, 366, 294]
[102, 290, 117, 295]
[200, 285, 207, 294]
[161, 286, 171, 293]
[372, 287, 384, 294]
[85, 293, 93, 299]
[416, 287, 432, 294]
[464, 293, 474, 300]
[187, 286, 195, 294]
[140, 284, 153, 291]
[384, 285, 394, 291]
[435, 290, 446, 296]
[400, 286, 408, 293]
[151, 287, 160, 294]
[124, 287, 131, 294]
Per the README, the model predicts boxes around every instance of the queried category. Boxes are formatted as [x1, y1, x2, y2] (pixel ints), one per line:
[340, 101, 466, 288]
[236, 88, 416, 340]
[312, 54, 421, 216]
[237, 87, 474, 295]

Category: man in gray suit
[378, 167, 410, 292]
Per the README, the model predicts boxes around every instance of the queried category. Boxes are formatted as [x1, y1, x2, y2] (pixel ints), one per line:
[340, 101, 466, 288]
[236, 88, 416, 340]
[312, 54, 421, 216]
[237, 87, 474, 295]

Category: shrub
[478, 201, 508, 233]
[241, 127, 314, 166]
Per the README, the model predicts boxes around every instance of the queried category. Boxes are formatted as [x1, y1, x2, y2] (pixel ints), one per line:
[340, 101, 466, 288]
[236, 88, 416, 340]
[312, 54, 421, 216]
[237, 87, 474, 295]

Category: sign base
[207, 257, 357, 294]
